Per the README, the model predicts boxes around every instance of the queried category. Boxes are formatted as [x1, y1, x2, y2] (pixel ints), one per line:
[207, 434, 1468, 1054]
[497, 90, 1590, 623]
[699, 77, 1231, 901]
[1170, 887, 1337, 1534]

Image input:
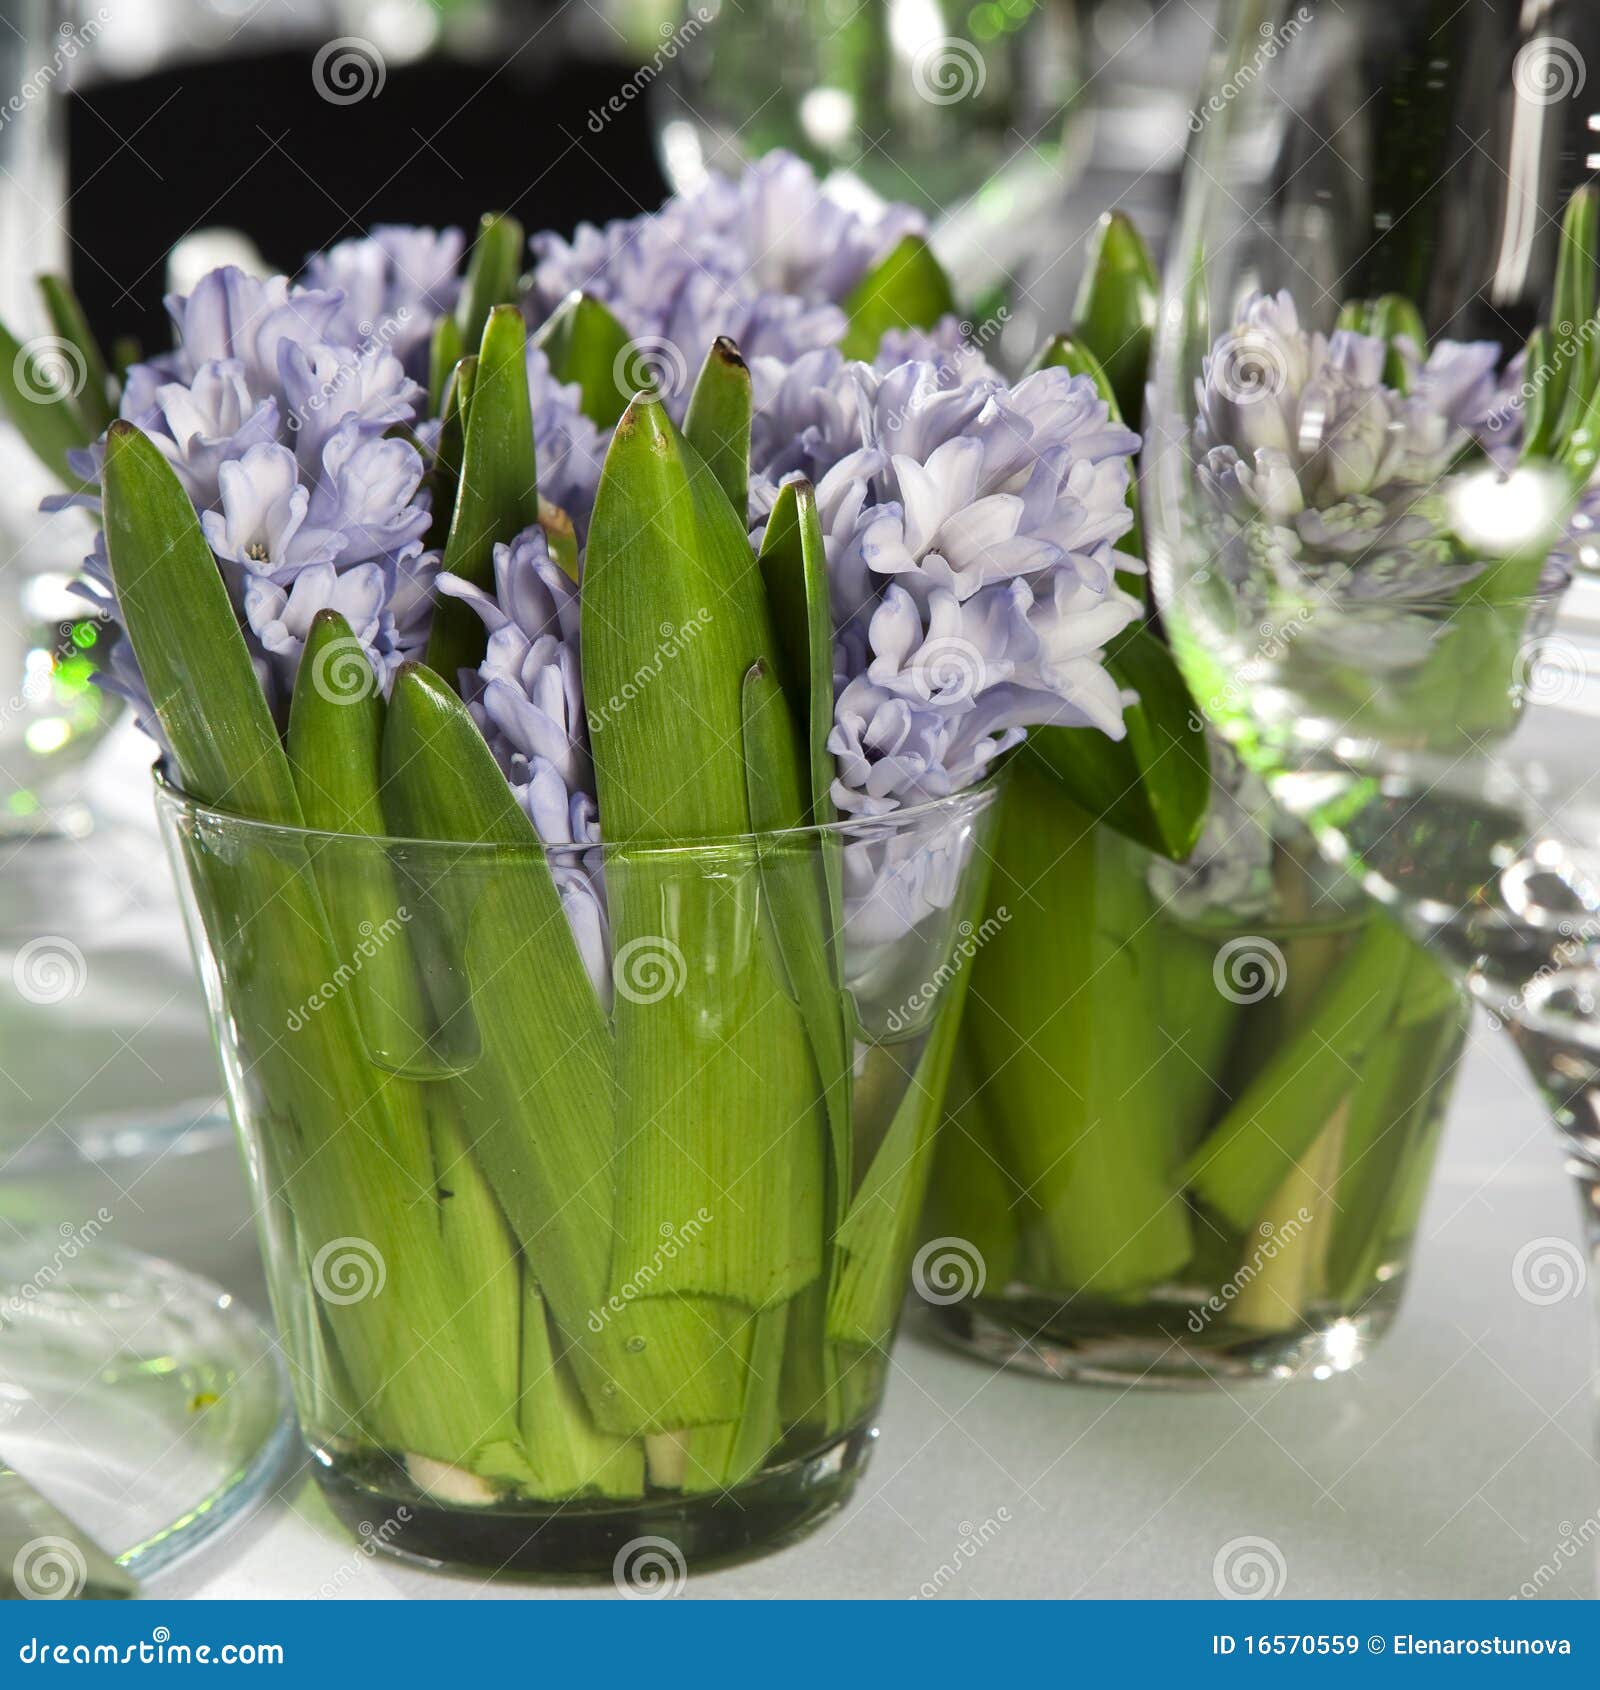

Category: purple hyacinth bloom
[435, 528, 609, 1000]
[1194, 290, 1512, 598]
[528, 151, 918, 419]
[70, 264, 438, 721]
[302, 224, 465, 381]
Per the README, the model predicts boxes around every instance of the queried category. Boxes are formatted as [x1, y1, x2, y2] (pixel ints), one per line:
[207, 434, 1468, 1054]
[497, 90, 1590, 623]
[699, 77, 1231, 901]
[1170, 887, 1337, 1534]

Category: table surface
[6, 730, 1596, 1601]
[130, 1024, 1593, 1602]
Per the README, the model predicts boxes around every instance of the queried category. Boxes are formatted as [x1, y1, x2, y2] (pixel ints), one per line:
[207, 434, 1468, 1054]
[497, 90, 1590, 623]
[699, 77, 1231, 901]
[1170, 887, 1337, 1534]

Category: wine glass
[1145, 0, 1600, 1356]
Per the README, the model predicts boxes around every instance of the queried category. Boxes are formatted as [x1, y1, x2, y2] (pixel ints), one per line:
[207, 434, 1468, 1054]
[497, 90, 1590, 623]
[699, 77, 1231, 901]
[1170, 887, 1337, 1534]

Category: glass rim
[150, 762, 1007, 859]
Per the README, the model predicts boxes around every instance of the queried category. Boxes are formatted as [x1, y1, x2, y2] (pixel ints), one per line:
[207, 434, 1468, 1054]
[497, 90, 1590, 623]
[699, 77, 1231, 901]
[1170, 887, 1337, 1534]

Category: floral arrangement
[0, 153, 1164, 1517]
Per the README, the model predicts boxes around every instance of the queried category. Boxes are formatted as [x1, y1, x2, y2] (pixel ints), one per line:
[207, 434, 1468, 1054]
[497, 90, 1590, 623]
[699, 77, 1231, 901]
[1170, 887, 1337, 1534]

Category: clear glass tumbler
[156, 773, 1000, 1574]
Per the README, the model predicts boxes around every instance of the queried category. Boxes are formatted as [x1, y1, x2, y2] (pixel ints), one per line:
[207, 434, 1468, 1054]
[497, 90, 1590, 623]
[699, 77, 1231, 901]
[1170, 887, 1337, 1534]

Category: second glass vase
[922, 752, 1469, 1384]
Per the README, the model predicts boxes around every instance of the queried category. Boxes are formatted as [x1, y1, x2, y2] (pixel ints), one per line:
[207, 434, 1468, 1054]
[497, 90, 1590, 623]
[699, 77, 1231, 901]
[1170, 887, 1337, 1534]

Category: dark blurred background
[67, 18, 668, 344]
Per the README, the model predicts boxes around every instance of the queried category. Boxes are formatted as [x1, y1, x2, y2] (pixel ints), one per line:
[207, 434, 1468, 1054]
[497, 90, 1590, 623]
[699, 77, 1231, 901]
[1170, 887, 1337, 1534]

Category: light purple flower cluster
[528, 150, 923, 420]
[435, 531, 609, 1000]
[71, 264, 438, 724]
[303, 224, 466, 383]
[1194, 290, 1506, 600]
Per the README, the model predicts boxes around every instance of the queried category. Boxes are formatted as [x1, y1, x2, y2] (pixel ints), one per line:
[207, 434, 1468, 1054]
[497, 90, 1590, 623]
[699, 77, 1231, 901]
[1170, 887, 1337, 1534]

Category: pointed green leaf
[37, 274, 116, 436]
[424, 306, 537, 683]
[1522, 326, 1557, 461]
[454, 211, 525, 356]
[839, 234, 957, 361]
[102, 421, 299, 822]
[533, 290, 634, 429]
[683, 336, 751, 515]
[427, 311, 463, 417]
[1025, 620, 1210, 863]
[0, 316, 95, 484]
[1547, 185, 1599, 446]
[1070, 211, 1159, 426]
[583, 396, 825, 1308]
[756, 479, 837, 832]
[1370, 293, 1427, 393]
[425, 351, 475, 554]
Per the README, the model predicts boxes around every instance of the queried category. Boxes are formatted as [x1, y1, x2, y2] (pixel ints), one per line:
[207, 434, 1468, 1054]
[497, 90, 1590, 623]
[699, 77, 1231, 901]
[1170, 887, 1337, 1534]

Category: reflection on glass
[1146, 0, 1600, 1369]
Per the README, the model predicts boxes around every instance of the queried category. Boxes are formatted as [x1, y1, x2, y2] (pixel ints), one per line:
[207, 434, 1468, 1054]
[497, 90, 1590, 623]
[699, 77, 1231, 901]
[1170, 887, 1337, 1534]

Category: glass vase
[921, 752, 1469, 1384]
[156, 773, 999, 1575]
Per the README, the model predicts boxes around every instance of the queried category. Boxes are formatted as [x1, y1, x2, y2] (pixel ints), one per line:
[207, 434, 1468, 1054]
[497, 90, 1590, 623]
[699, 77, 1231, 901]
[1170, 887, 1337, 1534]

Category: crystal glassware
[1145, 0, 1600, 1366]
[155, 773, 1000, 1575]
[921, 751, 1468, 1383]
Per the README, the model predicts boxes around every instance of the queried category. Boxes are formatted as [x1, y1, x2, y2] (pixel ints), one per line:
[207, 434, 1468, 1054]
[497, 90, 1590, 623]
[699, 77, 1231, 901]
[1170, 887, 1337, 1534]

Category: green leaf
[742, 659, 852, 1226]
[0, 316, 95, 485]
[1547, 186, 1599, 442]
[102, 421, 300, 822]
[427, 311, 463, 418]
[1522, 327, 1556, 462]
[1336, 300, 1374, 335]
[1070, 211, 1159, 426]
[582, 395, 826, 1308]
[1025, 620, 1210, 863]
[1182, 915, 1413, 1230]
[756, 480, 838, 833]
[454, 211, 525, 357]
[424, 351, 475, 554]
[683, 336, 751, 515]
[1369, 293, 1427, 393]
[381, 661, 750, 1434]
[286, 609, 432, 1073]
[532, 290, 634, 429]
[37, 274, 116, 436]
[423, 305, 537, 684]
[839, 234, 956, 361]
